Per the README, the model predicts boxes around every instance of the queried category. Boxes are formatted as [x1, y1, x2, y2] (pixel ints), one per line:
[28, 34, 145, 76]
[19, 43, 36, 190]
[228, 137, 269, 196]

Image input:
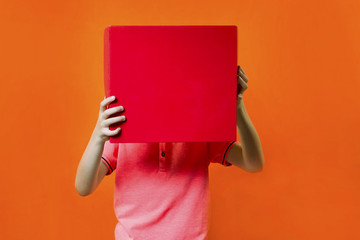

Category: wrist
[92, 126, 107, 144]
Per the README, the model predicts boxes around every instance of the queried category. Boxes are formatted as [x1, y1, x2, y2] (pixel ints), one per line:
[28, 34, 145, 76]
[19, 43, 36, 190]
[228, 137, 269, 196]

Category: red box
[104, 25, 237, 143]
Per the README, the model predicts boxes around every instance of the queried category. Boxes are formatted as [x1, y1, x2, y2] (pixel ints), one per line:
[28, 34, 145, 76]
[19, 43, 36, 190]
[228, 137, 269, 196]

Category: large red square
[104, 25, 237, 143]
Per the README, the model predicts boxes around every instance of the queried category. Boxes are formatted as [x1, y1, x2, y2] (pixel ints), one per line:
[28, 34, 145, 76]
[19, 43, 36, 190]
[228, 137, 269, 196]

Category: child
[75, 65, 264, 240]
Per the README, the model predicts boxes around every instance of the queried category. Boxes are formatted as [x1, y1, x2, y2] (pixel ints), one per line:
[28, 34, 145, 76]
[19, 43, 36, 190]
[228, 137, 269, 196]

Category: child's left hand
[237, 65, 248, 100]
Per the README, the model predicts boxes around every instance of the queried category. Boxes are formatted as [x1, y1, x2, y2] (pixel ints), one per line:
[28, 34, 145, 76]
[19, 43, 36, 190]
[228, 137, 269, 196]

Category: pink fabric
[101, 141, 237, 240]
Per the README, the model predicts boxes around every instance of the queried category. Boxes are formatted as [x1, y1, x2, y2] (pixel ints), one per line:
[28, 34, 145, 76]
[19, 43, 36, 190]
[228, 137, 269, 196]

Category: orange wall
[0, 0, 359, 239]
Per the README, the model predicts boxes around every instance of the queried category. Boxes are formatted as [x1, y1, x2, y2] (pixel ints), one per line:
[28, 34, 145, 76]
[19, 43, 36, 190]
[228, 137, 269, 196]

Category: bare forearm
[236, 98, 265, 170]
[75, 129, 106, 196]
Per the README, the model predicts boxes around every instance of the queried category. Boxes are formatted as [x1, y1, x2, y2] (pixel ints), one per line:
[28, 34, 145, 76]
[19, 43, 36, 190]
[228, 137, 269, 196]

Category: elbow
[247, 167, 262, 173]
[76, 188, 90, 197]
[247, 157, 265, 173]
[253, 165, 264, 173]
[75, 180, 91, 197]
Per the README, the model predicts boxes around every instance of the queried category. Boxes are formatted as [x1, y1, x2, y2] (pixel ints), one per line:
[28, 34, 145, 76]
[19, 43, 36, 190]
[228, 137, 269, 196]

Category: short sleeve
[101, 140, 119, 175]
[208, 141, 238, 167]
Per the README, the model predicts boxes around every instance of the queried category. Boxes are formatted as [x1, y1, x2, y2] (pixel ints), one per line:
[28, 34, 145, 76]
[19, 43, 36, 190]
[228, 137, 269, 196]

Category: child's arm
[75, 96, 126, 196]
[229, 65, 264, 172]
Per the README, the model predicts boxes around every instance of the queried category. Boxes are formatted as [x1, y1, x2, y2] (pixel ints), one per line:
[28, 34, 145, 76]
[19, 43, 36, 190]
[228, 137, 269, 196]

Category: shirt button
[161, 152, 165, 157]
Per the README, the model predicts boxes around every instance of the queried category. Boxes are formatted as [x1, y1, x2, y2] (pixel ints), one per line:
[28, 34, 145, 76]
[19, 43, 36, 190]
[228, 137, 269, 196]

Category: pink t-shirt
[101, 141, 237, 240]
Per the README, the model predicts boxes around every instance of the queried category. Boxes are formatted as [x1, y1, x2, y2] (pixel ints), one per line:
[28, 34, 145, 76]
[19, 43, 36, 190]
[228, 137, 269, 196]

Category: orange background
[1, 0, 359, 239]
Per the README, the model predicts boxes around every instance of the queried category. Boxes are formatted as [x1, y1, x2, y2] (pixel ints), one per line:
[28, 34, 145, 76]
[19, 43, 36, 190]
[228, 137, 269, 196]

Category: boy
[75, 65, 264, 239]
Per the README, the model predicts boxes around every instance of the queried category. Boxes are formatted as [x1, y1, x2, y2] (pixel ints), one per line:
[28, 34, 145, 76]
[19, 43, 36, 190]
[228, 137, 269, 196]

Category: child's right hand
[94, 96, 126, 142]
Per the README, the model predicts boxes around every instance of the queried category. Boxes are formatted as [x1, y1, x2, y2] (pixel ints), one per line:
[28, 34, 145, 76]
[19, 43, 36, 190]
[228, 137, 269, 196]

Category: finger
[103, 106, 124, 118]
[238, 74, 248, 83]
[100, 96, 116, 113]
[238, 76, 247, 86]
[239, 65, 245, 74]
[238, 67, 246, 76]
[103, 127, 121, 136]
[240, 80, 248, 91]
[237, 65, 244, 74]
[103, 116, 126, 127]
